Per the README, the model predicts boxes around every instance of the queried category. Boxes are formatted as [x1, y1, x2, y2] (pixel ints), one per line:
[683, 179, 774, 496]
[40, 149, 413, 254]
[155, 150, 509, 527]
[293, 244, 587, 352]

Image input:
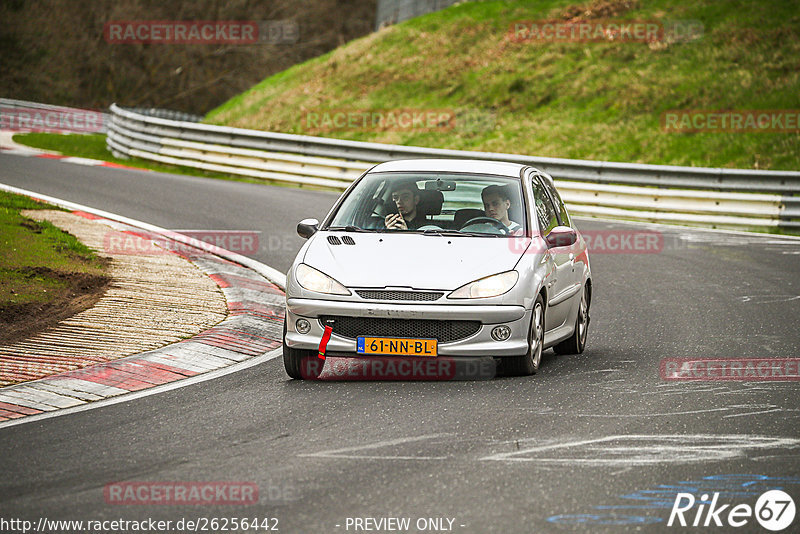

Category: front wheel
[553, 285, 590, 355]
[504, 295, 544, 376]
[283, 318, 324, 379]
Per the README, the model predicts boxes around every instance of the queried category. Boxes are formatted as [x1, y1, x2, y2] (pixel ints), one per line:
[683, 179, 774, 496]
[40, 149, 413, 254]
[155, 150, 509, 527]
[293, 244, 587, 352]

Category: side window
[531, 176, 559, 235]
[539, 175, 570, 227]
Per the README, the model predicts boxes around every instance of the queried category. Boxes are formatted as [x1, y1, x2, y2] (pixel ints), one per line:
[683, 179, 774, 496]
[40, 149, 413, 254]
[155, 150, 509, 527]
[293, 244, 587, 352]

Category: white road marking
[738, 295, 800, 304]
[298, 434, 452, 460]
[547, 407, 732, 418]
[61, 157, 104, 166]
[723, 408, 785, 418]
[522, 403, 791, 419]
[480, 434, 800, 466]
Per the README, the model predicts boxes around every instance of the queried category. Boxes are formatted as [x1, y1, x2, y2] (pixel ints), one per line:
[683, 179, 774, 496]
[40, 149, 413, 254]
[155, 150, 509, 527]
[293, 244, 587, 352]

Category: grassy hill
[205, 0, 800, 170]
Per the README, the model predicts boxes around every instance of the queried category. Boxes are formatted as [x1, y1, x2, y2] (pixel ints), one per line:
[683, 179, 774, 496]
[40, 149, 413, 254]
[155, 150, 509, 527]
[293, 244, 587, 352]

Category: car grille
[319, 316, 481, 343]
[355, 290, 444, 302]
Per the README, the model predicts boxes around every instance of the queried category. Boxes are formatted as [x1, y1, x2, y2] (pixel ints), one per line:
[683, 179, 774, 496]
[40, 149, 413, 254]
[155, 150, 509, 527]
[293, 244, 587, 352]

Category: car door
[531, 173, 573, 330]
[539, 172, 585, 299]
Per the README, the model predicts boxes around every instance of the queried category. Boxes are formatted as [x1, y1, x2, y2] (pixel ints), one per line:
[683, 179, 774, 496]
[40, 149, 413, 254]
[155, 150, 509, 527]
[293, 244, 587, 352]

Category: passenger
[481, 185, 522, 233]
[385, 180, 425, 230]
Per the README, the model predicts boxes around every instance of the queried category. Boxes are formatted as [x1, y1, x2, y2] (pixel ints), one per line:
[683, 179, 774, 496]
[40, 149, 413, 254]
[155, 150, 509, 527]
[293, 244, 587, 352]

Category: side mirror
[297, 218, 319, 239]
[545, 226, 577, 248]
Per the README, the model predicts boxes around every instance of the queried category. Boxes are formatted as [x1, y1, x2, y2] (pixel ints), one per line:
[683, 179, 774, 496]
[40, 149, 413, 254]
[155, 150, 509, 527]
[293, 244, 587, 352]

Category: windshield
[325, 172, 527, 236]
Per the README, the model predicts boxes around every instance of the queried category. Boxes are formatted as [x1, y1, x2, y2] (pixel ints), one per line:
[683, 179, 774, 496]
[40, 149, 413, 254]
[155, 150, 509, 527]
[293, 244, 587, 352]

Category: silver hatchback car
[283, 159, 592, 379]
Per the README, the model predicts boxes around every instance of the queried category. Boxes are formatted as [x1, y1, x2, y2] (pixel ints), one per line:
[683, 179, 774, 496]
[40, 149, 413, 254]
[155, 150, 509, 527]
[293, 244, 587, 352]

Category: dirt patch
[560, 0, 640, 20]
[0, 267, 111, 345]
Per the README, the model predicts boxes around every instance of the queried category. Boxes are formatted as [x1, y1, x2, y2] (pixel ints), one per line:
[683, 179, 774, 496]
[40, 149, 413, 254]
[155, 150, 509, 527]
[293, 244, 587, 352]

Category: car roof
[369, 159, 536, 178]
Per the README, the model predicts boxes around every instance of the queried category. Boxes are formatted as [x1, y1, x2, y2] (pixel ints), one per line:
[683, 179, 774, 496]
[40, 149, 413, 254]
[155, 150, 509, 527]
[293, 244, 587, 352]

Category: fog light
[296, 318, 311, 334]
[491, 325, 511, 341]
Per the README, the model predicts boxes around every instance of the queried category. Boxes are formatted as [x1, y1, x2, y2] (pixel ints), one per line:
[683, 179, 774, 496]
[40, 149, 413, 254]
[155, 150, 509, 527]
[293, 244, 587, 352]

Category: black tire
[283, 318, 324, 379]
[504, 295, 545, 376]
[553, 285, 590, 355]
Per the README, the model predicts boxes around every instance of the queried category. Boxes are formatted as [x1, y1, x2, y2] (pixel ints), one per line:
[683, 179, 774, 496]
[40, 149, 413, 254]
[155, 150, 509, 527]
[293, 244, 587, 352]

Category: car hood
[302, 232, 531, 290]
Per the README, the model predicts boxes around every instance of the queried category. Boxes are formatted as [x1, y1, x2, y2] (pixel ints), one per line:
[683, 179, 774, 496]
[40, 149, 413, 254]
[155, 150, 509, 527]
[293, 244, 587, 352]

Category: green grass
[12, 132, 333, 190]
[0, 191, 107, 308]
[206, 0, 800, 171]
[13, 133, 112, 162]
[11, 133, 260, 182]
[13, 133, 338, 189]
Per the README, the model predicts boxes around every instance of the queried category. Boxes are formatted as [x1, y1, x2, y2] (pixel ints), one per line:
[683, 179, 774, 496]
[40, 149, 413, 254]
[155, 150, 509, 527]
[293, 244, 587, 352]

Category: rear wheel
[283, 318, 324, 379]
[553, 285, 589, 355]
[504, 295, 544, 376]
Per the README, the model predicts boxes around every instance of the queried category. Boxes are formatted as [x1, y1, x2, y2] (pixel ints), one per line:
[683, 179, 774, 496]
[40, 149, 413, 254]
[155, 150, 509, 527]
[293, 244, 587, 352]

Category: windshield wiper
[457, 231, 505, 237]
[327, 225, 370, 232]
[420, 229, 462, 237]
[418, 229, 504, 237]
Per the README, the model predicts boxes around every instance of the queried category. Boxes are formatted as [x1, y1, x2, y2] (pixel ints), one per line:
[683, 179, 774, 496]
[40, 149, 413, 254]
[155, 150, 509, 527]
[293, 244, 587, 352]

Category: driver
[481, 185, 522, 233]
[385, 180, 425, 230]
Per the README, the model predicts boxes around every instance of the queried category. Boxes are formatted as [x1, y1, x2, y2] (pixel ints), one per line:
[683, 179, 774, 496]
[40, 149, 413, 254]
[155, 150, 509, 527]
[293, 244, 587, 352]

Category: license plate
[357, 337, 438, 357]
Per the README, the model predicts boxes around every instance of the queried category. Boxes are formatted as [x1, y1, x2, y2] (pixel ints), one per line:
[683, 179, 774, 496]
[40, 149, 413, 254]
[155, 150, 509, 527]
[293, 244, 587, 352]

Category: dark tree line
[0, 0, 377, 114]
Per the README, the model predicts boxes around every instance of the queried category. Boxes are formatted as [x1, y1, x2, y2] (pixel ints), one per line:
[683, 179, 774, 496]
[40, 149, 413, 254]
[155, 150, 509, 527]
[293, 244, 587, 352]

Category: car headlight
[448, 271, 519, 299]
[295, 263, 351, 295]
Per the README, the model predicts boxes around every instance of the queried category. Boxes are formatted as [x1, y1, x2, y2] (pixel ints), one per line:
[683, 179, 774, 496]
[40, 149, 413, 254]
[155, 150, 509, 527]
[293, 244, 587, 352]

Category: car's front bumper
[285, 298, 530, 357]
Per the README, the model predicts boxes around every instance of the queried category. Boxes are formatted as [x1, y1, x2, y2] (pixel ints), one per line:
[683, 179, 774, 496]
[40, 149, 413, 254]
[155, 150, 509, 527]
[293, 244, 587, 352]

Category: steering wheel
[460, 217, 510, 235]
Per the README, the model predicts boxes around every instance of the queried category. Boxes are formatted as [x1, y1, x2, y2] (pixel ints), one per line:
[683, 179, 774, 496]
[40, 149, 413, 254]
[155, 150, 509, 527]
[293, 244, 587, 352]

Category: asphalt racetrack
[1, 153, 799, 533]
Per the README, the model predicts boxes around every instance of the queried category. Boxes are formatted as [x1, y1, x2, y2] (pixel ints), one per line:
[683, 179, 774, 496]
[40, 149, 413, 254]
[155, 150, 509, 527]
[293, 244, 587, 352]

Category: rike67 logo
[668, 490, 795, 531]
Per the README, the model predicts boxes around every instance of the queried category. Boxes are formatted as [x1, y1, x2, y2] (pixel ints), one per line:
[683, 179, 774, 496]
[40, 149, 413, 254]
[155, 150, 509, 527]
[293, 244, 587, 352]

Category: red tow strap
[318, 325, 333, 360]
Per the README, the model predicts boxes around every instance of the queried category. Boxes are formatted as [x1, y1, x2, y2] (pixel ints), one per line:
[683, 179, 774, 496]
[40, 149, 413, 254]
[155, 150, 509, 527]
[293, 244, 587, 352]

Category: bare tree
[1, 0, 377, 114]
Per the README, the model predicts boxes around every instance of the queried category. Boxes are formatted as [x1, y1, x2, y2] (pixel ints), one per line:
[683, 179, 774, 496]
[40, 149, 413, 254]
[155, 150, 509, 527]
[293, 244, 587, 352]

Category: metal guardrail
[376, 0, 462, 30]
[125, 107, 204, 123]
[107, 104, 799, 231]
[0, 98, 110, 134]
